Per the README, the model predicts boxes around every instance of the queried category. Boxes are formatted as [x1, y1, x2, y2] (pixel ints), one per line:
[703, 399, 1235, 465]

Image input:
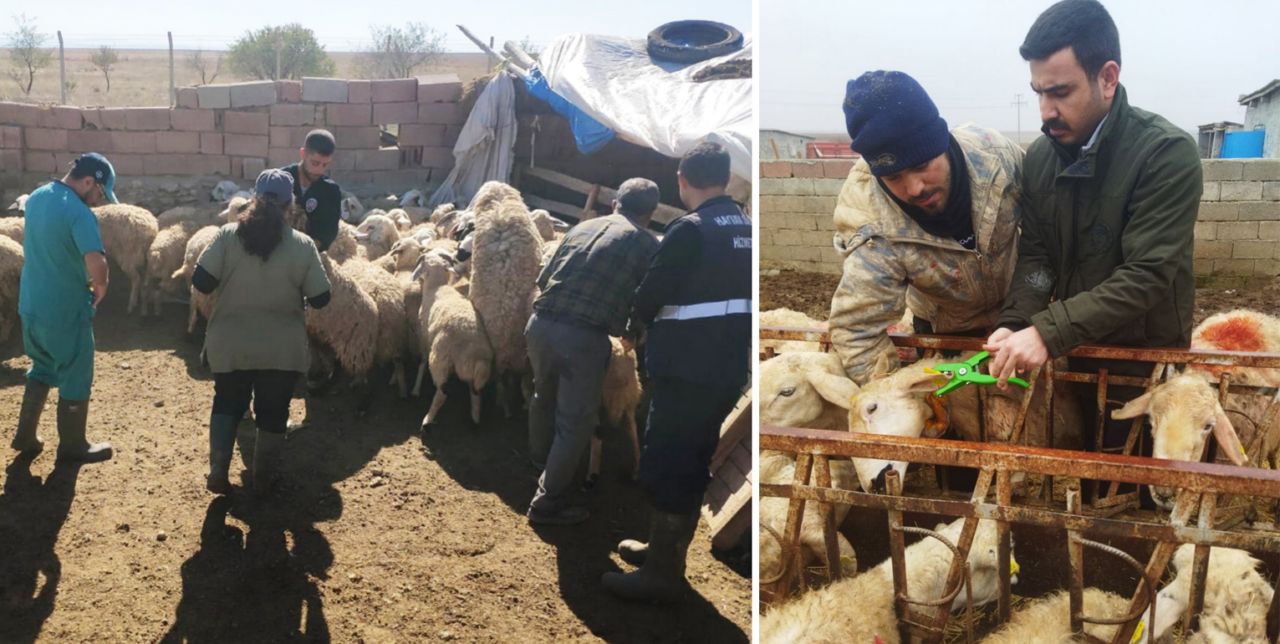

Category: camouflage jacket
[829, 124, 1025, 383]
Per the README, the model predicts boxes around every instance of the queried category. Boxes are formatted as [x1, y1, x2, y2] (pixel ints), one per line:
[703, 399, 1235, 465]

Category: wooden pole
[57, 31, 65, 104]
[168, 32, 176, 107]
[488, 36, 496, 70]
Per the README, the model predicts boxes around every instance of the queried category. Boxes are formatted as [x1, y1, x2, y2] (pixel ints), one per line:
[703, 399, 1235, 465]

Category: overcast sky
[7, 0, 751, 52]
[761, 0, 1280, 138]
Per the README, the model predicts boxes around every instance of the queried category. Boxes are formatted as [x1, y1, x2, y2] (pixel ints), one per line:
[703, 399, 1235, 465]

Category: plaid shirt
[535, 214, 659, 337]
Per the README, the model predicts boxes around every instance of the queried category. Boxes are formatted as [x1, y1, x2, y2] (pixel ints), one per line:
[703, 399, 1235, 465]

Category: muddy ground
[0, 288, 750, 643]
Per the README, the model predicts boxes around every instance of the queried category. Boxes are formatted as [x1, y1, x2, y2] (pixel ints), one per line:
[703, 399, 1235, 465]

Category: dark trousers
[212, 370, 301, 434]
[1068, 357, 1153, 505]
[638, 376, 742, 514]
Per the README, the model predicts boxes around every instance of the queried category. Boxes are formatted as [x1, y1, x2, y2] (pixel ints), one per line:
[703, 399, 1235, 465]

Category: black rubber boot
[55, 399, 112, 463]
[11, 380, 50, 454]
[206, 414, 239, 494]
[601, 511, 698, 601]
[252, 429, 285, 495]
[617, 537, 648, 567]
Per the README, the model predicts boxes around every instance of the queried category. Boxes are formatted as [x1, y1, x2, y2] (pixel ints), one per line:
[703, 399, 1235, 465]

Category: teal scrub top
[18, 181, 104, 324]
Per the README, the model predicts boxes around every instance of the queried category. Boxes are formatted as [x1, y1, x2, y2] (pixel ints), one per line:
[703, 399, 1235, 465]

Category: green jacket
[997, 85, 1201, 356]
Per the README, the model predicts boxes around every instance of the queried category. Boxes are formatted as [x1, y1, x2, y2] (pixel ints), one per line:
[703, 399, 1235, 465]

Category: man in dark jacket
[602, 142, 750, 602]
[986, 0, 1202, 497]
[280, 129, 343, 252]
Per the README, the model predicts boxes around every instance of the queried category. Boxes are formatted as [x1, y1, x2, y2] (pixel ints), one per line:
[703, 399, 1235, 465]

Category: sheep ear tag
[930, 351, 1029, 397]
[1129, 619, 1145, 644]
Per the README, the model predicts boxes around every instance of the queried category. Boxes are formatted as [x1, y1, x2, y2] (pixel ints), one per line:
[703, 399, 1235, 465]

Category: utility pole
[57, 31, 65, 104]
[168, 32, 175, 107]
[1011, 93, 1026, 145]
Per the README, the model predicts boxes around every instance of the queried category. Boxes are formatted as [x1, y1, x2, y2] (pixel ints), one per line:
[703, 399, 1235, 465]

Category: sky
[760, 0, 1280, 137]
[6, 0, 751, 52]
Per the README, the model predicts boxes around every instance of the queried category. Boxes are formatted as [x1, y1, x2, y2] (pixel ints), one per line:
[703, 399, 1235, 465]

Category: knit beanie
[843, 71, 949, 177]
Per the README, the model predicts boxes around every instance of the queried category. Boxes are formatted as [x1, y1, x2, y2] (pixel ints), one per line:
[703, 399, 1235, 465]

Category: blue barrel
[1222, 129, 1265, 158]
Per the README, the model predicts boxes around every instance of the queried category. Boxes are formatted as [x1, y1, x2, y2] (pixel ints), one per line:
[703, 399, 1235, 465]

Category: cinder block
[268, 147, 298, 167]
[773, 229, 800, 245]
[229, 81, 278, 108]
[373, 101, 418, 125]
[443, 125, 462, 147]
[0, 126, 20, 148]
[269, 104, 320, 126]
[417, 74, 462, 103]
[223, 134, 269, 157]
[759, 195, 797, 213]
[0, 149, 22, 173]
[1264, 181, 1280, 201]
[111, 131, 157, 154]
[823, 160, 856, 179]
[302, 77, 349, 103]
[1202, 159, 1244, 181]
[1201, 181, 1221, 202]
[1217, 221, 1260, 240]
[353, 148, 400, 171]
[223, 110, 270, 135]
[0, 102, 42, 127]
[171, 109, 216, 132]
[241, 157, 266, 180]
[419, 146, 454, 168]
[1256, 259, 1280, 276]
[1259, 221, 1280, 240]
[1221, 181, 1263, 201]
[371, 78, 417, 103]
[99, 108, 130, 130]
[792, 162, 824, 179]
[155, 131, 201, 153]
[326, 103, 372, 126]
[1232, 240, 1274, 259]
[39, 106, 82, 129]
[23, 151, 57, 173]
[200, 133, 223, 155]
[1197, 202, 1238, 222]
[229, 157, 243, 178]
[813, 178, 845, 197]
[331, 126, 381, 149]
[1194, 239, 1228, 258]
[124, 107, 171, 131]
[1243, 160, 1280, 181]
[67, 129, 114, 152]
[397, 123, 445, 146]
[1193, 221, 1216, 241]
[197, 85, 232, 109]
[760, 161, 791, 178]
[276, 80, 302, 104]
[783, 213, 821, 231]
[417, 102, 463, 124]
[108, 153, 144, 175]
[347, 80, 371, 103]
[761, 178, 816, 197]
[80, 108, 104, 130]
[176, 87, 199, 109]
[328, 151, 357, 172]
[1214, 259, 1256, 275]
[269, 126, 309, 149]
[1238, 201, 1280, 221]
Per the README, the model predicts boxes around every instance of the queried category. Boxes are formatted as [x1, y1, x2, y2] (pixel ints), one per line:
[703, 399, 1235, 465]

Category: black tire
[647, 20, 744, 64]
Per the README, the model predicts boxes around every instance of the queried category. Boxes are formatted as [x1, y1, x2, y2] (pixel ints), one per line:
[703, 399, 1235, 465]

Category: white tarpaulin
[537, 33, 753, 183]
[429, 72, 518, 207]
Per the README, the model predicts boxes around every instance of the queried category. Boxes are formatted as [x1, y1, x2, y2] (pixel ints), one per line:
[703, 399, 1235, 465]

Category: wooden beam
[522, 166, 686, 226]
[522, 194, 587, 222]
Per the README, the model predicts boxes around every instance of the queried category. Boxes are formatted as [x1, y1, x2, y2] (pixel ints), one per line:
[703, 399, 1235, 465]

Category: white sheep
[0, 235, 23, 344]
[144, 220, 201, 316]
[585, 337, 644, 487]
[429, 203, 457, 226]
[340, 192, 366, 225]
[844, 354, 952, 493]
[210, 180, 240, 203]
[1148, 544, 1274, 643]
[326, 221, 362, 264]
[155, 205, 221, 229]
[402, 206, 432, 226]
[355, 214, 401, 260]
[385, 208, 413, 232]
[981, 588, 1131, 643]
[217, 196, 252, 224]
[760, 308, 828, 354]
[400, 189, 427, 209]
[759, 449, 859, 587]
[760, 517, 1015, 644]
[92, 203, 160, 315]
[339, 258, 412, 398]
[6, 194, 28, 213]
[0, 217, 23, 244]
[527, 209, 566, 242]
[375, 237, 423, 275]
[306, 252, 380, 413]
[1190, 309, 1280, 388]
[411, 251, 493, 426]
[467, 181, 543, 416]
[174, 225, 221, 334]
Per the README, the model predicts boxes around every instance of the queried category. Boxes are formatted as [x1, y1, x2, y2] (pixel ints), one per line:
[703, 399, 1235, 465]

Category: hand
[620, 337, 635, 353]
[91, 283, 106, 309]
[984, 327, 1048, 390]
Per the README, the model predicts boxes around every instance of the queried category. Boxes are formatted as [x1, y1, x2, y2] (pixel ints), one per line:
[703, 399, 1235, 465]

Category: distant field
[0, 49, 493, 107]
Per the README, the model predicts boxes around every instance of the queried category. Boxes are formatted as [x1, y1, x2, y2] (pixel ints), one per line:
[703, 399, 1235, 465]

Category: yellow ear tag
[1009, 555, 1020, 576]
[1130, 619, 1145, 644]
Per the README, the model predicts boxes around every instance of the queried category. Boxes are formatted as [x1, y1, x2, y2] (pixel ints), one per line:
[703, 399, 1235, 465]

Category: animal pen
[759, 326, 1280, 643]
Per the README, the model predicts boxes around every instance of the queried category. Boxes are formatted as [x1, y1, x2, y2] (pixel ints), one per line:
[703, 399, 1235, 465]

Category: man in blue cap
[10, 152, 117, 462]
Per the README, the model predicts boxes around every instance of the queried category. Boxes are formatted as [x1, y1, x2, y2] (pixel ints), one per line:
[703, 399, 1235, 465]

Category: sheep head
[399, 189, 426, 208]
[847, 354, 949, 494]
[411, 249, 456, 287]
[211, 180, 240, 203]
[387, 208, 413, 231]
[948, 518, 1019, 611]
[7, 193, 27, 213]
[340, 193, 366, 223]
[429, 202, 457, 224]
[386, 237, 423, 272]
[1112, 373, 1247, 510]
[760, 352, 859, 431]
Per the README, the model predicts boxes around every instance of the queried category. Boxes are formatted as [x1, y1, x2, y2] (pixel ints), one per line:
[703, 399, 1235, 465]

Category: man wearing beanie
[829, 70, 1024, 385]
[984, 0, 1201, 505]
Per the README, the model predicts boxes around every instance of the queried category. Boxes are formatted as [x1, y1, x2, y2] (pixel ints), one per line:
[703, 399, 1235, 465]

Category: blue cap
[843, 71, 949, 177]
[254, 169, 294, 207]
[72, 152, 118, 203]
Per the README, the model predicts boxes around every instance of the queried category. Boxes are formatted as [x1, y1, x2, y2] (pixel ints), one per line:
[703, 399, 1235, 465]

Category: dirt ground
[0, 287, 750, 643]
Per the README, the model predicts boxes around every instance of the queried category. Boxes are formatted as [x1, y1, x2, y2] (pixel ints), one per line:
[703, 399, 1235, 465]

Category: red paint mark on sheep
[1199, 317, 1265, 353]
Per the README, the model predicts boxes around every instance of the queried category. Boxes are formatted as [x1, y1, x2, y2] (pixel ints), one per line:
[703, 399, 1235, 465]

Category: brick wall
[761, 158, 1280, 285]
[0, 75, 465, 201]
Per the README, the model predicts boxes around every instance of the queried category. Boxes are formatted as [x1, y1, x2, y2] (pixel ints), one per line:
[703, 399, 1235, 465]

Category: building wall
[761, 158, 1280, 286]
[760, 130, 812, 161]
[1243, 94, 1280, 159]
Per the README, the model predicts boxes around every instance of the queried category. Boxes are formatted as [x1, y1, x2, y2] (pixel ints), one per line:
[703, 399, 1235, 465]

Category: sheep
[1190, 309, 1280, 388]
[374, 237, 423, 275]
[326, 221, 362, 264]
[174, 225, 221, 334]
[305, 252, 380, 414]
[340, 192, 366, 225]
[216, 195, 252, 224]
[1148, 544, 1274, 643]
[0, 217, 23, 244]
[845, 353, 952, 493]
[338, 258, 412, 398]
[585, 337, 644, 487]
[410, 251, 493, 426]
[400, 189, 427, 208]
[759, 449, 859, 587]
[429, 203, 457, 226]
[354, 214, 401, 260]
[760, 517, 1015, 644]
[528, 209, 564, 242]
[760, 308, 828, 354]
[466, 181, 543, 417]
[385, 208, 413, 232]
[6, 193, 28, 213]
[143, 220, 201, 316]
[0, 235, 23, 344]
[92, 203, 160, 315]
[981, 588, 1131, 644]
[211, 180, 240, 203]
[402, 206, 432, 226]
[155, 205, 222, 229]
[761, 351, 860, 432]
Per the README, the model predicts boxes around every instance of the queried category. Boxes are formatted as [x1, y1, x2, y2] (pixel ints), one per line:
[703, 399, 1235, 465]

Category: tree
[227, 24, 335, 80]
[90, 45, 119, 92]
[358, 23, 444, 79]
[187, 49, 222, 85]
[515, 36, 541, 61]
[5, 14, 53, 95]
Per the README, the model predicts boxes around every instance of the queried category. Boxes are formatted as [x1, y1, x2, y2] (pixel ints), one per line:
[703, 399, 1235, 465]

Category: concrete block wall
[0, 74, 466, 193]
[761, 158, 1280, 282]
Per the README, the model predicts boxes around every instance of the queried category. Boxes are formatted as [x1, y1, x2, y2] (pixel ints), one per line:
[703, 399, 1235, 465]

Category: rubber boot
[55, 399, 112, 463]
[11, 380, 50, 454]
[617, 538, 648, 567]
[252, 429, 285, 495]
[206, 414, 239, 494]
[601, 511, 699, 601]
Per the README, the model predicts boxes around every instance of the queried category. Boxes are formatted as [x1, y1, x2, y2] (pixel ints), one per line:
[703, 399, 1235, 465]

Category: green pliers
[923, 351, 1030, 397]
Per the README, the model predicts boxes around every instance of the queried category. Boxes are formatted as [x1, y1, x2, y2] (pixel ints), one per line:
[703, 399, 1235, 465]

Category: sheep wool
[0, 217, 24, 244]
[466, 181, 542, 378]
[340, 258, 412, 397]
[174, 225, 221, 334]
[144, 220, 202, 316]
[0, 234, 23, 343]
[92, 203, 160, 315]
[306, 253, 379, 386]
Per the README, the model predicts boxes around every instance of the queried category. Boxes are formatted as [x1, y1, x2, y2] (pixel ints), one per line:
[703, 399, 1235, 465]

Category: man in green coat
[985, 0, 1202, 490]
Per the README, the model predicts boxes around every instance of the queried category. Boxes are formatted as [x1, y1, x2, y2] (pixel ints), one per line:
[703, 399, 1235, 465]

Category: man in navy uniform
[280, 129, 343, 252]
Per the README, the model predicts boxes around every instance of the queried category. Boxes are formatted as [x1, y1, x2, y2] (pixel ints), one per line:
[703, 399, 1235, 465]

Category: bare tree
[90, 45, 119, 92]
[187, 49, 223, 85]
[5, 14, 53, 95]
[359, 23, 445, 79]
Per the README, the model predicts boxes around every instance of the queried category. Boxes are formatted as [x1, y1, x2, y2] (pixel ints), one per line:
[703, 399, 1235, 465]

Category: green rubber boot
[206, 414, 239, 494]
[11, 380, 50, 454]
[601, 511, 698, 602]
[55, 399, 112, 464]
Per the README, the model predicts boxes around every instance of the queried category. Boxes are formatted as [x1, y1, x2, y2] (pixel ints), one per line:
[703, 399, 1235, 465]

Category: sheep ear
[1111, 391, 1154, 420]
[870, 352, 894, 380]
[904, 369, 946, 394]
[807, 372, 859, 410]
[1213, 403, 1249, 466]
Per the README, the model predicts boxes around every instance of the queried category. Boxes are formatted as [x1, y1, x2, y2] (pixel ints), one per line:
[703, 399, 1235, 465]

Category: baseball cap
[254, 169, 294, 207]
[71, 152, 118, 203]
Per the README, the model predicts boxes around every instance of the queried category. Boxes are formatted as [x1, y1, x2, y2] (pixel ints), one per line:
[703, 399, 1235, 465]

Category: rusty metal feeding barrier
[759, 326, 1280, 643]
